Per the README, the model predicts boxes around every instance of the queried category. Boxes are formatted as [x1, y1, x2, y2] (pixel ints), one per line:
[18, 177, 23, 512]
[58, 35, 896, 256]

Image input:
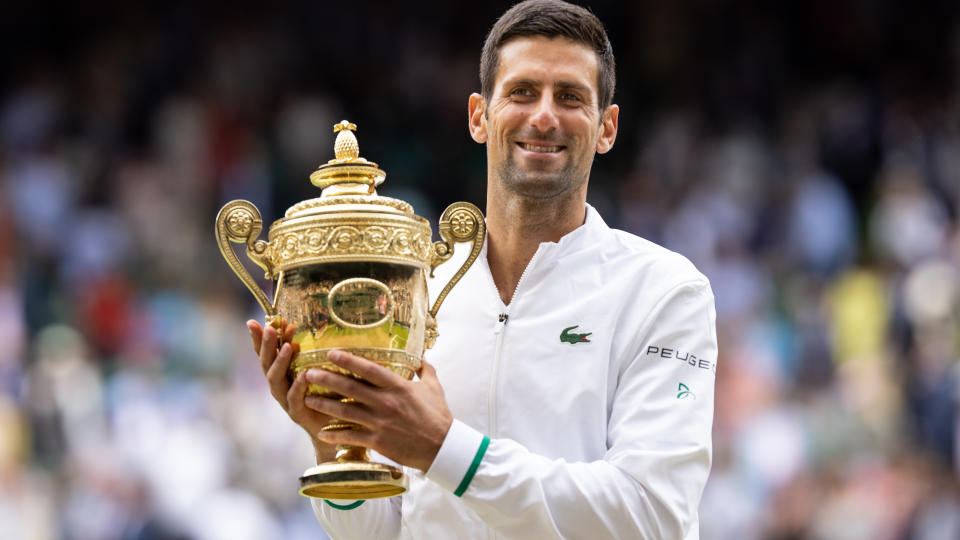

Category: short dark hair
[480, 0, 616, 110]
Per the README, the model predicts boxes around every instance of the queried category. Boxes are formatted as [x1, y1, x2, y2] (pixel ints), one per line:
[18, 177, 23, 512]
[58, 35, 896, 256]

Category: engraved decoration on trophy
[215, 120, 484, 499]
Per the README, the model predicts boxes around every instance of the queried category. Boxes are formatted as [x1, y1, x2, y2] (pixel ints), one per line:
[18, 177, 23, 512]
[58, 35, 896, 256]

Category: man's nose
[529, 94, 560, 132]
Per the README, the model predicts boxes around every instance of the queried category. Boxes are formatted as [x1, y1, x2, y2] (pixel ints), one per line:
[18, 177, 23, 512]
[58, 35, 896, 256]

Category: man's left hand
[304, 350, 453, 472]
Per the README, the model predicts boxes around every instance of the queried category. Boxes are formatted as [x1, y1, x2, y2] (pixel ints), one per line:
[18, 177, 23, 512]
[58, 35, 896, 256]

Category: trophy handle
[428, 202, 485, 318]
[215, 200, 277, 317]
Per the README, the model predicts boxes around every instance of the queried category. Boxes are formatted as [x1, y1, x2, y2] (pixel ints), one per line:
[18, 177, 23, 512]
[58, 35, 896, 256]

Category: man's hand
[304, 350, 453, 473]
[247, 319, 337, 462]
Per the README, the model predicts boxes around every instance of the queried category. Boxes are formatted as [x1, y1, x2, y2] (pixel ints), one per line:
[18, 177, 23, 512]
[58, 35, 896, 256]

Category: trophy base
[299, 460, 406, 499]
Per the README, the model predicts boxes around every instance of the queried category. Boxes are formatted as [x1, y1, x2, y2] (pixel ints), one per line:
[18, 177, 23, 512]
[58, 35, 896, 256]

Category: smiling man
[249, 1, 717, 538]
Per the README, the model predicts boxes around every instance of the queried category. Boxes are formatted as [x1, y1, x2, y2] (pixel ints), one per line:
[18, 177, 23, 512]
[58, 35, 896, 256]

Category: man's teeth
[520, 143, 561, 152]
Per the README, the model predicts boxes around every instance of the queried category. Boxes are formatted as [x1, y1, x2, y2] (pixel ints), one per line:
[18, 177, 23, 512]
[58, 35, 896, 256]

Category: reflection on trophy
[215, 120, 484, 499]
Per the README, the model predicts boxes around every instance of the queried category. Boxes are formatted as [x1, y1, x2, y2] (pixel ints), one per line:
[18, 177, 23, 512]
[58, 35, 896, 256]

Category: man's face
[469, 36, 618, 200]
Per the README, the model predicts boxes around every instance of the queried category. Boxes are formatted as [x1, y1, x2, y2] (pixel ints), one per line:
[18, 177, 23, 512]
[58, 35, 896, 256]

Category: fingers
[249, 319, 339, 452]
[283, 322, 300, 356]
[327, 350, 405, 389]
[305, 368, 379, 406]
[283, 321, 297, 343]
[316, 427, 373, 448]
[304, 394, 378, 428]
[287, 371, 337, 438]
[418, 358, 438, 383]
[258, 324, 279, 375]
[247, 320, 263, 355]
[286, 370, 312, 421]
[267, 342, 295, 406]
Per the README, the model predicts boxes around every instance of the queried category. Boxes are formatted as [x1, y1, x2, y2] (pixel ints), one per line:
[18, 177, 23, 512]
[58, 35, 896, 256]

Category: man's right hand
[247, 319, 337, 463]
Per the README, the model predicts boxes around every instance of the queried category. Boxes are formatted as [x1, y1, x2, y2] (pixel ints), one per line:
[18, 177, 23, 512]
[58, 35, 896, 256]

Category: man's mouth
[517, 142, 564, 153]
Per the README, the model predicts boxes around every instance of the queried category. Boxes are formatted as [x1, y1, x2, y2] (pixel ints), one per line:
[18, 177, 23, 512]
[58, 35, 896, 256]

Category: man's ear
[468, 93, 487, 143]
[595, 104, 619, 154]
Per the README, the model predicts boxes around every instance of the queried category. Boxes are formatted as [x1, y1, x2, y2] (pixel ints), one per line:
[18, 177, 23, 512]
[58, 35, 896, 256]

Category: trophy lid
[266, 120, 432, 272]
[284, 120, 414, 217]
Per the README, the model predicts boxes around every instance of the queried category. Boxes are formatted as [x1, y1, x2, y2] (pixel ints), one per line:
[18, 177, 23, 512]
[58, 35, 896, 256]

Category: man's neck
[485, 187, 587, 305]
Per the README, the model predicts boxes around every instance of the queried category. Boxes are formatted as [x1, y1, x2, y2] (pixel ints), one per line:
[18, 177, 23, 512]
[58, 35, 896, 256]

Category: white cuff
[425, 419, 489, 497]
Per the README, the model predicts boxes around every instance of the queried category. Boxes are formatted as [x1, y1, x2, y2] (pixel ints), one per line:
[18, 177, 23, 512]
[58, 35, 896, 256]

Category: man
[248, 1, 717, 537]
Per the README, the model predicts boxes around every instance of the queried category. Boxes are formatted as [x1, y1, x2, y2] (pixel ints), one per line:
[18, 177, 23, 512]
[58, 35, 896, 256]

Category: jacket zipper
[488, 249, 543, 437]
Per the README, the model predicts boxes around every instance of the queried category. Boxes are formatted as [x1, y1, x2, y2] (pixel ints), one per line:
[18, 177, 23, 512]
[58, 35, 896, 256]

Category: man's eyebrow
[554, 80, 591, 92]
[500, 78, 593, 96]
[500, 77, 539, 89]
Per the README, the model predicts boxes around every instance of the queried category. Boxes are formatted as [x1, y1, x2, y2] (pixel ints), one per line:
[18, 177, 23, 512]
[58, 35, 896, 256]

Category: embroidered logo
[560, 325, 592, 344]
[677, 382, 696, 400]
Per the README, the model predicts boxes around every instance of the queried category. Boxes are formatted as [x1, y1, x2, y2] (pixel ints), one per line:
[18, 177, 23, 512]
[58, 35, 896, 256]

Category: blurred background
[1, 0, 959, 538]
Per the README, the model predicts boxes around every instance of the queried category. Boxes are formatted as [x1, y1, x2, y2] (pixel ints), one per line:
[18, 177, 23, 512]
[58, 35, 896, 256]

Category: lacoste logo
[677, 382, 696, 400]
[560, 325, 592, 344]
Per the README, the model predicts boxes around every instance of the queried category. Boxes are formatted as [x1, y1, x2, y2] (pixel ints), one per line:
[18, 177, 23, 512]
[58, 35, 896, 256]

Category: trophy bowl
[215, 121, 484, 499]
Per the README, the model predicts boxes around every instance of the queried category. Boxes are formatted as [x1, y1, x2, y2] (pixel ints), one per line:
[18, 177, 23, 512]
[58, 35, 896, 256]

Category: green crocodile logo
[560, 325, 592, 344]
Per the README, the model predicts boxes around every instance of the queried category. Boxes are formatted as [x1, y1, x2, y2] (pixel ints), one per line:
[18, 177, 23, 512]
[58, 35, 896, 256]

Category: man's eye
[510, 88, 533, 97]
[560, 93, 582, 102]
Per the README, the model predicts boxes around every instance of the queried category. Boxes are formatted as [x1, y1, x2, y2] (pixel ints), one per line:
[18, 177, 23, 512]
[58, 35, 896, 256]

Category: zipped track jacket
[313, 205, 718, 539]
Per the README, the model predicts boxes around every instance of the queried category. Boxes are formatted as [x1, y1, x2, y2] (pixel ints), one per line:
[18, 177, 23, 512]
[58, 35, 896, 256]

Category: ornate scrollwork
[269, 222, 434, 268]
[330, 226, 362, 250]
[449, 209, 477, 241]
[225, 207, 256, 238]
[392, 230, 413, 255]
[424, 313, 439, 350]
[305, 230, 329, 251]
[364, 226, 390, 251]
[215, 200, 276, 316]
[429, 202, 485, 319]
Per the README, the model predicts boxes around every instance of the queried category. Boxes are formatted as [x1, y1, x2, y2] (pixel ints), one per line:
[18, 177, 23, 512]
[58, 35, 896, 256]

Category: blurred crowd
[1, 1, 959, 539]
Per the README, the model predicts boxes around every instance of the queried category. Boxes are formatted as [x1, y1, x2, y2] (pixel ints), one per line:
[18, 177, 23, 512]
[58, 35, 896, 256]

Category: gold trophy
[215, 120, 484, 499]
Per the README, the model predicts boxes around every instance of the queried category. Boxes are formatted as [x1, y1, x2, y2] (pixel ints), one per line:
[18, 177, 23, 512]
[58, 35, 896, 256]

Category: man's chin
[502, 175, 579, 200]
[496, 161, 587, 197]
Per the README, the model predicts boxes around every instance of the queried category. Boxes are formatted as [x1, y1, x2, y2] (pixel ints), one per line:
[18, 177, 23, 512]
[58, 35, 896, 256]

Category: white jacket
[313, 205, 718, 539]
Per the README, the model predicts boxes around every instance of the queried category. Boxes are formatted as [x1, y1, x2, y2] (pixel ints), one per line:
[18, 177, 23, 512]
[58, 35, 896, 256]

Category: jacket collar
[480, 203, 608, 279]
[557, 203, 607, 249]
[535, 203, 608, 258]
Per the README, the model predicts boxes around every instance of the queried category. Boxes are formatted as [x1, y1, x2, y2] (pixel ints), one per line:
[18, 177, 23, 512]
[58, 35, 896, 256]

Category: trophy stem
[336, 445, 369, 462]
[299, 421, 405, 499]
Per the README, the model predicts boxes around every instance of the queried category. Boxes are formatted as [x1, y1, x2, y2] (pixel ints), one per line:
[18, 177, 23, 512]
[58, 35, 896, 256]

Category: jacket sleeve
[310, 491, 401, 539]
[424, 280, 717, 539]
